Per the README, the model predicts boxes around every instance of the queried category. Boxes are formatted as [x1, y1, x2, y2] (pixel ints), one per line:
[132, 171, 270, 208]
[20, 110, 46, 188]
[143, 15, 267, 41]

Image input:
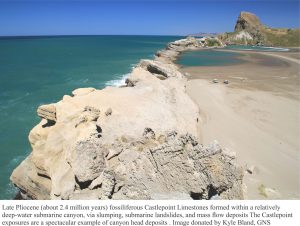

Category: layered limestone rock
[11, 37, 244, 200]
[156, 36, 201, 63]
[167, 36, 202, 51]
[37, 104, 56, 122]
[219, 11, 266, 45]
[234, 12, 266, 45]
[138, 59, 182, 79]
[234, 12, 263, 32]
[154, 36, 223, 64]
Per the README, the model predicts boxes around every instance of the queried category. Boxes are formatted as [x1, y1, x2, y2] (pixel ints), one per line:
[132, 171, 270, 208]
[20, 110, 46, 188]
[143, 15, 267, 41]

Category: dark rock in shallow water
[13, 191, 23, 200]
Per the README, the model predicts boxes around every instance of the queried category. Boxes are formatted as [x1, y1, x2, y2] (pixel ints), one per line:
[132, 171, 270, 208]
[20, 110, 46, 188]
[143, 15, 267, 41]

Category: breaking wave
[105, 73, 129, 87]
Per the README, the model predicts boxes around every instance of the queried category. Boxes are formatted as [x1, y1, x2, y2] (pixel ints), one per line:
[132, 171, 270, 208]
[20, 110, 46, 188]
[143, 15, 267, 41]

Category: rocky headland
[219, 11, 300, 47]
[10, 37, 244, 200]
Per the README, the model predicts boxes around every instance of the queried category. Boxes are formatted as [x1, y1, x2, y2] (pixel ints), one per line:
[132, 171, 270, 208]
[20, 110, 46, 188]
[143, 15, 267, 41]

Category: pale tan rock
[105, 108, 112, 116]
[138, 59, 182, 79]
[70, 138, 107, 183]
[75, 106, 101, 127]
[37, 104, 56, 122]
[72, 87, 96, 96]
[167, 37, 201, 51]
[10, 155, 51, 200]
[50, 159, 75, 200]
[62, 95, 72, 101]
[69, 189, 102, 200]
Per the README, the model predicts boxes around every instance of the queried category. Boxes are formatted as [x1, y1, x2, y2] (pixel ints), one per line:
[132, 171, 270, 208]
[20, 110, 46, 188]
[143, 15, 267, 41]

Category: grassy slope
[263, 28, 300, 47]
[220, 29, 300, 47]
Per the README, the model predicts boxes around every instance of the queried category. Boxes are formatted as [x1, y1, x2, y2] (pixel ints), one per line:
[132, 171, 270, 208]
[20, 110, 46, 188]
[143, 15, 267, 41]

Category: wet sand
[181, 49, 300, 199]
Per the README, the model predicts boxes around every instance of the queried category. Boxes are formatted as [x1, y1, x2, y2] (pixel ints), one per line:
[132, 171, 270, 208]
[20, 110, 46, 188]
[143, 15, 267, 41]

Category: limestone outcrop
[138, 59, 182, 79]
[219, 11, 300, 46]
[234, 12, 263, 32]
[11, 37, 244, 200]
[37, 104, 56, 122]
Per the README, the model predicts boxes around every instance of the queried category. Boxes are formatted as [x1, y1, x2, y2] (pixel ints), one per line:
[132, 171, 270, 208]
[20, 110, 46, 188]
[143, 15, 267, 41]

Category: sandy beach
[181, 49, 300, 199]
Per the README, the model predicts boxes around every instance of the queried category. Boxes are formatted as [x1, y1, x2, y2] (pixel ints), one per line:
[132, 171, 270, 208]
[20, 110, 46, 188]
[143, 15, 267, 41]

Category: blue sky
[0, 0, 299, 36]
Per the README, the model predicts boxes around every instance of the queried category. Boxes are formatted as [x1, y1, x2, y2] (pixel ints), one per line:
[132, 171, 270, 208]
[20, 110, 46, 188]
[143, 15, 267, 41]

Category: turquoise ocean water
[177, 49, 243, 67]
[225, 45, 290, 52]
[177, 45, 290, 67]
[0, 35, 181, 199]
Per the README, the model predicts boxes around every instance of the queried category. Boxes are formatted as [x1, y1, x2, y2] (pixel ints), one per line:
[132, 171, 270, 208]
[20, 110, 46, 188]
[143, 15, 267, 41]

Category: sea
[177, 50, 243, 67]
[176, 45, 290, 67]
[0, 35, 181, 199]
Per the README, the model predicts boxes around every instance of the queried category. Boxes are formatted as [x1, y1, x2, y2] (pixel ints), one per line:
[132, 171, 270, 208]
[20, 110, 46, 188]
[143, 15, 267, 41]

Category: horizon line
[0, 34, 190, 38]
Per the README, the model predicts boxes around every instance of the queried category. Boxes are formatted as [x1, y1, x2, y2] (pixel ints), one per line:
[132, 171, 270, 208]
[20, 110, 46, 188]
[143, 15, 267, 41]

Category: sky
[0, 0, 299, 36]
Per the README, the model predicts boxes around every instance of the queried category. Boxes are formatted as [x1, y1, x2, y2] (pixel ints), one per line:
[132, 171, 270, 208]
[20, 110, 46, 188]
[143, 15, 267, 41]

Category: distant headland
[219, 11, 300, 47]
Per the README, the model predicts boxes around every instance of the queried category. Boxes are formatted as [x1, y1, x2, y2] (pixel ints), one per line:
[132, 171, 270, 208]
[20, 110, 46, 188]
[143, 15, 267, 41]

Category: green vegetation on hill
[206, 38, 221, 46]
[220, 11, 300, 47]
[264, 28, 300, 47]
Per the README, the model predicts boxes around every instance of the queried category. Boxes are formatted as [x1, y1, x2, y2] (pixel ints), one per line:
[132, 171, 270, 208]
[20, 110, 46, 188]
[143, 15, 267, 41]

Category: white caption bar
[1, 200, 299, 226]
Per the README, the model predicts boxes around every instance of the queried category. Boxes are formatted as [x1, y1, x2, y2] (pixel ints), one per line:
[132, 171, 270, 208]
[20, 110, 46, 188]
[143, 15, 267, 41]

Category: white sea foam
[8, 155, 26, 169]
[5, 182, 18, 198]
[105, 73, 129, 87]
[230, 46, 290, 52]
[0, 92, 32, 111]
[250, 46, 290, 52]
[130, 63, 137, 69]
[264, 47, 290, 52]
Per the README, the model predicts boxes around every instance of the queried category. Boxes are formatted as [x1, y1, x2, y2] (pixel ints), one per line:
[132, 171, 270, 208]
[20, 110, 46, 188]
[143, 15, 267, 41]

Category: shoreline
[181, 49, 300, 99]
[181, 49, 300, 199]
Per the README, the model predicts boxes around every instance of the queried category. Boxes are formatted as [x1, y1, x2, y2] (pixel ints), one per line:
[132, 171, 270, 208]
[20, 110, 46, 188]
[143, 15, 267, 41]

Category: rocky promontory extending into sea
[10, 37, 243, 200]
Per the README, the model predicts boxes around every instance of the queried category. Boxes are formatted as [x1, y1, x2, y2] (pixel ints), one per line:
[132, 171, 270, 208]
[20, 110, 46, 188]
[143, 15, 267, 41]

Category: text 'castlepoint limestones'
[1, 201, 297, 226]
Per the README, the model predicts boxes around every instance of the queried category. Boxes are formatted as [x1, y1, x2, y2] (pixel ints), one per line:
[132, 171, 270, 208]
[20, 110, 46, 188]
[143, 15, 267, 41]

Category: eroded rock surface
[12, 129, 243, 200]
[37, 104, 56, 122]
